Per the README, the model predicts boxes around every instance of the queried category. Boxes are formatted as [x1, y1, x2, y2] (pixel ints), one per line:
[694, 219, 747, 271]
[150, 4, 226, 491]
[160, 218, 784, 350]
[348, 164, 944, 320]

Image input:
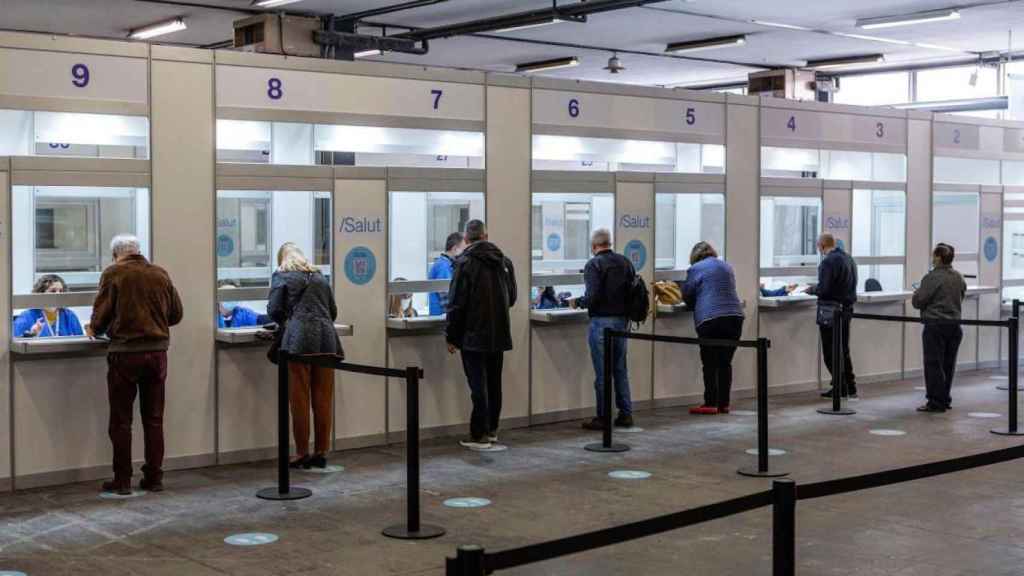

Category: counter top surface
[386, 315, 446, 331]
[530, 308, 589, 324]
[858, 290, 914, 304]
[216, 324, 353, 344]
[11, 335, 108, 355]
[966, 285, 999, 296]
[758, 294, 818, 309]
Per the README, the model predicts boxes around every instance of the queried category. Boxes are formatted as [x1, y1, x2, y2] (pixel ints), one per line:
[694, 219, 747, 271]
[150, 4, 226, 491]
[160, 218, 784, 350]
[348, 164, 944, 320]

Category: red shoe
[689, 405, 719, 415]
[719, 405, 731, 414]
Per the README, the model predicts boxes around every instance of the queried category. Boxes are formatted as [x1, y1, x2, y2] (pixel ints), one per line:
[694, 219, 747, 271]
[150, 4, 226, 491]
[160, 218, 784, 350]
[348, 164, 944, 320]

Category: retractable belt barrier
[256, 350, 445, 541]
[596, 329, 784, 478]
[842, 306, 1022, 436]
[444, 442, 1024, 576]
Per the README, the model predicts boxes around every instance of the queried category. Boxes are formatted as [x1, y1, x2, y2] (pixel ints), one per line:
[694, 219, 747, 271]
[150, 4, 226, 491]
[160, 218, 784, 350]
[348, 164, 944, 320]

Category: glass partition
[932, 191, 980, 279]
[654, 193, 725, 271]
[933, 157, 1001, 186]
[762, 147, 906, 181]
[532, 134, 724, 174]
[0, 110, 148, 159]
[215, 190, 331, 328]
[760, 196, 822, 270]
[12, 185, 151, 336]
[1003, 193, 1024, 300]
[531, 192, 614, 308]
[852, 189, 906, 292]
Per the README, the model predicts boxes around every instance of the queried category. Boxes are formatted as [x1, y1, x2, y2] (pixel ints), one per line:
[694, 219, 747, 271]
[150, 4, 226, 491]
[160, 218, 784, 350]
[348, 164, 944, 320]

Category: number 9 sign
[71, 63, 89, 88]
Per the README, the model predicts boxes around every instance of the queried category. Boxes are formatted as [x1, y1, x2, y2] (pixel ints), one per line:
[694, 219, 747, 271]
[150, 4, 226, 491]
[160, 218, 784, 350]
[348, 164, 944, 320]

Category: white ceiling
[2, 0, 1023, 86]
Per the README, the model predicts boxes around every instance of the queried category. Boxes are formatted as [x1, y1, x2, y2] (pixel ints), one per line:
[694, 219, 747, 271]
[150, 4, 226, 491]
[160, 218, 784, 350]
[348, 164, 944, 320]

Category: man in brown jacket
[88, 234, 183, 495]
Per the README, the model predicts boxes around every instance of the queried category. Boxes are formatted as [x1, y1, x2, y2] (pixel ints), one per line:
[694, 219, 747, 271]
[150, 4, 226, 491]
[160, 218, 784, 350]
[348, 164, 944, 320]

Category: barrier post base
[990, 428, 1024, 436]
[817, 407, 856, 416]
[256, 487, 312, 501]
[737, 466, 789, 478]
[382, 524, 446, 540]
[584, 442, 630, 453]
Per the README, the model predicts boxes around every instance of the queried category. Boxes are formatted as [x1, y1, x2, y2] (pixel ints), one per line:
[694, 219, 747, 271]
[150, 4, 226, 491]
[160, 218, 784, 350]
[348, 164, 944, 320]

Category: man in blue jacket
[806, 233, 858, 398]
[429, 232, 465, 316]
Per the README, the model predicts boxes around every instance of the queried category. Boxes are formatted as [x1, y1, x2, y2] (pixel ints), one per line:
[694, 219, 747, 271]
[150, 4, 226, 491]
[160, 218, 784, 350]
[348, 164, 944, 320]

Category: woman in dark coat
[267, 242, 343, 469]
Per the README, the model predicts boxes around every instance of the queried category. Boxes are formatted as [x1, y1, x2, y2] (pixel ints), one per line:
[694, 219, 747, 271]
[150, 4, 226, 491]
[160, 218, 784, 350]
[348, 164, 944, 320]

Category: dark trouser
[107, 351, 167, 483]
[922, 324, 963, 408]
[288, 361, 335, 457]
[696, 316, 744, 409]
[461, 350, 504, 440]
[820, 314, 857, 394]
[588, 316, 632, 418]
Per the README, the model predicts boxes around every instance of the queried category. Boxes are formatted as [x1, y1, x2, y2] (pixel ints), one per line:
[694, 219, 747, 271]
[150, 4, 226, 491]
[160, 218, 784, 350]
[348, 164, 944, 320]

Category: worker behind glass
[12, 274, 84, 338]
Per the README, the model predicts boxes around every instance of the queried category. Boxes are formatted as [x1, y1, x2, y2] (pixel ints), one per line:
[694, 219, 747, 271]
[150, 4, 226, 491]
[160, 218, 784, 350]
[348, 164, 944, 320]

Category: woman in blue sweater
[681, 242, 744, 415]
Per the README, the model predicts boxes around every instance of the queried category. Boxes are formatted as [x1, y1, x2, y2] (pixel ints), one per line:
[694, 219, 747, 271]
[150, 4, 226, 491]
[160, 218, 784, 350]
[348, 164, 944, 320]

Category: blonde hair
[277, 242, 318, 273]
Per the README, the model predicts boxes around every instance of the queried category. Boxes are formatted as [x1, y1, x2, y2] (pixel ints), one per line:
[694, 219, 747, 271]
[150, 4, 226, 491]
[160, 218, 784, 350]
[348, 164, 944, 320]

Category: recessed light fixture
[353, 49, 382, 58]
[856, 8, 960, 30]
[806, 54, 885, 69]
[129, 17, 187, 40]
[515, 56, 579, 73]
[253, 0, 304, 7]
[665, 34, 747, 54]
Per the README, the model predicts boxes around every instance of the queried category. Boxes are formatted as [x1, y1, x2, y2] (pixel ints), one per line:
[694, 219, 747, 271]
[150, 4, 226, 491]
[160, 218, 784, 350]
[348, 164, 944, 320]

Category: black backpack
[627, 269, 650, 325]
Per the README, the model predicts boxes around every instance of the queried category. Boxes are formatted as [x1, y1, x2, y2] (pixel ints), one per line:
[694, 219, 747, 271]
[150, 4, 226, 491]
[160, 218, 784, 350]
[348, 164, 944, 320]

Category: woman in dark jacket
[267, 242, 343, 469]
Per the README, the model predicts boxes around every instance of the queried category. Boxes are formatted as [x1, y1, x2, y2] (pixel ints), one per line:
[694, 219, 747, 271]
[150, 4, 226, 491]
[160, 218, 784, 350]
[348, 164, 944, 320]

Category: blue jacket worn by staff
[576, 249, 635, 317]
[681, 257, 744, 327]
[809, 246, 858, 308]
[428, 253, 456, 316]
[12, 308, 83, 337]
[217, 305, 269, 329]
[445, 241, 517, 352]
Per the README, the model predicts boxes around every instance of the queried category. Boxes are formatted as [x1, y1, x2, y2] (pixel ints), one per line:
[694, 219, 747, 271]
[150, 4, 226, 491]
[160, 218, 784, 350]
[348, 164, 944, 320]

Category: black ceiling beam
[334, 0, 449, 22]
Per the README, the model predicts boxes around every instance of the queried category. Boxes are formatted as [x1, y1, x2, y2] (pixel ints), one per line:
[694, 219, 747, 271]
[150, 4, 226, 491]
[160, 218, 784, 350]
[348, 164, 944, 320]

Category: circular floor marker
[100, 490, 143, 500]
[968, 412, 1002, 419]
[869, 429, 907, 436]
[745, 448, 787, 456]
[730, 410, 756, 416]
[615, 427, 645, 434]
[299, 465, 345, 474]
[469, 444, 508, 453]
[0, 571, 28, 576]
[225, 533, 278, 546]
[444, 497, 491, 508]
[608, 470, 651, 480]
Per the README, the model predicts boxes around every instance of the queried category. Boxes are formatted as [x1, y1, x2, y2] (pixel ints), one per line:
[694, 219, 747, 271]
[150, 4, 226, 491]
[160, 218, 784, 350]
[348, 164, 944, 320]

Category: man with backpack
[572, 228, 645, 430]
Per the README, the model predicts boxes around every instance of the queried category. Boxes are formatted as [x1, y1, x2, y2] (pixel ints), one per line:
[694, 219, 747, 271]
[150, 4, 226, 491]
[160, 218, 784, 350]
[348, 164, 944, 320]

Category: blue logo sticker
[546, 233, 561, 252]
[216, 234, 235, 258]
[836, 238, 846, 252]
[344, 246, 377, 285]
[623, 239, 647, 272]
[984, 236, 999, 263]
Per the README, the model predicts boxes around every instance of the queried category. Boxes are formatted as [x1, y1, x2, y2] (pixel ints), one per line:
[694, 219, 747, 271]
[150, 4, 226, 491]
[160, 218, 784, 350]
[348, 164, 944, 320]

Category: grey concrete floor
[2, 370, 1023, 576]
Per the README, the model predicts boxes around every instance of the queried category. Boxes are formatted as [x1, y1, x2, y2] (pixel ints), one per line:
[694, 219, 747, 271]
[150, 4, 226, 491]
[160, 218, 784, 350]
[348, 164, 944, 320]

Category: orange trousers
[288, 361, 334, 456]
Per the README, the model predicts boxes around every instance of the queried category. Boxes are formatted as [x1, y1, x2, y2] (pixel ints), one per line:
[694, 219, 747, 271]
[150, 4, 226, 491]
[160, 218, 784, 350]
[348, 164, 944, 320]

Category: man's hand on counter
[85, 324, 96, 339]
[447, 343, 457, 355]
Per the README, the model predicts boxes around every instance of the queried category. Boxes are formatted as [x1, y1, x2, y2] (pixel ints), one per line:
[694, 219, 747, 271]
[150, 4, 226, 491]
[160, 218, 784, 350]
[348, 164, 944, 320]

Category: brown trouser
[107, 351, 167, 483]
[289, 361, 334, 456]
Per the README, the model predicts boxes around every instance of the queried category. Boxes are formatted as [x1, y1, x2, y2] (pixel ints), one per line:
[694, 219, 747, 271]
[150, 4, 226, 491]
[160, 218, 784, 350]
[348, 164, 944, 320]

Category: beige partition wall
[335, 170, 388, 447]
[0, 161, 9, 491]
[151, 47, 216, 469]
[486, 79, 531, 428]
[615, 174, 654, 408]
[979, 190, 1004, 368]
[904, 115, 933, 377]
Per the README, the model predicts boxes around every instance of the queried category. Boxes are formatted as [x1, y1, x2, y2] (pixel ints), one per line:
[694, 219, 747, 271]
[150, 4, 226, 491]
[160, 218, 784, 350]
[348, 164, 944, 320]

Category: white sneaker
[460, 439, 492, 450]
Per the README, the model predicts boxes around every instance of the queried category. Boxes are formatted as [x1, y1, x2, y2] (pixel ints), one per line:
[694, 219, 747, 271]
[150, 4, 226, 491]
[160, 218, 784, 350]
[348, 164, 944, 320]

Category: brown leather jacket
[90, 254, 183, 352]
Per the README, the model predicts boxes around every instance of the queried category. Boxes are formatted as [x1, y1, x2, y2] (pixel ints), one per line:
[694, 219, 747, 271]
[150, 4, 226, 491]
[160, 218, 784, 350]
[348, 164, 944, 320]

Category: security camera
[604, 53, 625, 74]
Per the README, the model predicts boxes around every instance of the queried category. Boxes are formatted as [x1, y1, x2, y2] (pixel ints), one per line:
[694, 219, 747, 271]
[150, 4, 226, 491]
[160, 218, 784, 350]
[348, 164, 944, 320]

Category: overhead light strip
[806, 54, 885, 69]
[750, 20, 812, 31]
[515, 56, 579, 73]
[665, 34, 747, 54]
[353, 49, 383, 58]
[493, 17, 566, 33]
[857, 8, 960, 30]
[129, 17, 187, 40]
[253, 0, 305, 8]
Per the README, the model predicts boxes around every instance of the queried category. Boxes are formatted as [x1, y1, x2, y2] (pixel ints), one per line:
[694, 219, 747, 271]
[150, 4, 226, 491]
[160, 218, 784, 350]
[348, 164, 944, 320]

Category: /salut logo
[825, 216, 850, 230]
[620, 214, 650, 228]
[340, 216, 383, 233]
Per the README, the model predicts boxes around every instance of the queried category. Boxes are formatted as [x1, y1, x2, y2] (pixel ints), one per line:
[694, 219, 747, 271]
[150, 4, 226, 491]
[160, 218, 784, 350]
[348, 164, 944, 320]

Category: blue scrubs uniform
[12, 308, 84, 338]
[218, 306, 270, 328]
[428, 254, 455, 316]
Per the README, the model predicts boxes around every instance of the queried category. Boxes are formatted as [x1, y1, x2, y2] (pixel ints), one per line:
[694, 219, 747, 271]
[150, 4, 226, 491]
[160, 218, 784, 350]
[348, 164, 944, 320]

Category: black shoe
[917, 404, 946, 413]
[289, 455, 311, 469]
[139, 477, 164, 493]
[821, 388, 858, 399]
[614, 414, 634, 428]
[820, 388, 834, 398]
[581, 417, 605, 431]
[102, 479, 131, 496]
[304, 454, 327, 469]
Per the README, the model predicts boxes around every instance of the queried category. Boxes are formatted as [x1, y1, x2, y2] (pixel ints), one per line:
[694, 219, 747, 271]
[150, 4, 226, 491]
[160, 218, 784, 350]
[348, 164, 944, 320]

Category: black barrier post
[586, 328, 630, 453]
[818, 306, 855, 416]
[383, 366, 446, 539]
[256, 350, 312, 501]
[739, 338, 788, 478]
[997, 299, 1024, 392]
[447, 545, 486, 576]
[772, 479, 796, 576]
[993, 316, 1024, 436]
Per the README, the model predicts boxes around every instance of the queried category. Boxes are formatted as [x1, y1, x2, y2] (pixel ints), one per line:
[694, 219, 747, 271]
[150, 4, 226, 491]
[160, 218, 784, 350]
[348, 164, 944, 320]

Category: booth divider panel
[728, 103, 761, 394]
[0, 170, 9, 485]
[616, 179, 654, 405]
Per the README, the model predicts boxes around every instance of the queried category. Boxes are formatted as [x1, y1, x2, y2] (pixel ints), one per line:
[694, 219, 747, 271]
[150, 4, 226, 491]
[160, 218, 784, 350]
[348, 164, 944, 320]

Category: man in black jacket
[446, 220, 517, 450]
[807, 233, 858, 398]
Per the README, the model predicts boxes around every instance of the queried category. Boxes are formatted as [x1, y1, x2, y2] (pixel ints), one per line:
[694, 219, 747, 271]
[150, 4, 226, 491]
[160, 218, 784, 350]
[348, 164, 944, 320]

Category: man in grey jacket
[912, 243, 967, 413]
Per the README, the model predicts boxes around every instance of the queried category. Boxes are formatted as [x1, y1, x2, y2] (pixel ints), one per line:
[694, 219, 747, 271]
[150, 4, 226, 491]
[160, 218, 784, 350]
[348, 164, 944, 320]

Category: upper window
[655, 193, 725, 270]
[916, 66, 999, 103]
[762, 147, 905, 181]
[532, 135, 724, 174]
[833, 72, 910, 107]
[0, 110, 148, 159]
[933, 157, 1001, 186]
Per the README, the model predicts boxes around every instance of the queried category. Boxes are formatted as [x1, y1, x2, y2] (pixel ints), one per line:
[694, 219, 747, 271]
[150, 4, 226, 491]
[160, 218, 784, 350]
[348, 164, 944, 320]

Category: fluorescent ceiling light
[253, 0, 304, 7]
[493, 17, 566, 33]
[666, 34, 747, 54]
[857, 8, 960, 30]
[806, 54, 885, 69]
[515, 56, 579, 73]
[913, 42, 963, 52]
[832, 32, 911, 46]
[751, 20, 812, 31]
[353, 49, 382, 58]
[129, 17, 186, 39]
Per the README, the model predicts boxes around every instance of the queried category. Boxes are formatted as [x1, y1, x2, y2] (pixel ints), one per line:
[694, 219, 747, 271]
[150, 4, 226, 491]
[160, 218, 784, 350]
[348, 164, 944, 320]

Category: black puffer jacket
[267, 270, 343, 358]
[445, 241, 517, 352]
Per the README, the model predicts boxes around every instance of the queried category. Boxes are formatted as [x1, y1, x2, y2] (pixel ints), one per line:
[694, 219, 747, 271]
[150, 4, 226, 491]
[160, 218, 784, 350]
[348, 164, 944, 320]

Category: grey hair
[110, 234, 141, 257]
[689, 241, 718, 265]
[590, 228, 612, 248]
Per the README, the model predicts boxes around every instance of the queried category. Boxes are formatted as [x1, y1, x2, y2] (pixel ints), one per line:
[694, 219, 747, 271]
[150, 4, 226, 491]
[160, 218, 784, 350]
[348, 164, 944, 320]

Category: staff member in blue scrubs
[428, 232, 465, 316]
[13, 274, 84, 338]
[216, 282, 270, 328]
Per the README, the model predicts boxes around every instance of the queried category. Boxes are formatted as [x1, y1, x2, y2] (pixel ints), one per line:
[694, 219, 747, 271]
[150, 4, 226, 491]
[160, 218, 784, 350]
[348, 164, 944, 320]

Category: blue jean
[588, 316, 631, 418]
